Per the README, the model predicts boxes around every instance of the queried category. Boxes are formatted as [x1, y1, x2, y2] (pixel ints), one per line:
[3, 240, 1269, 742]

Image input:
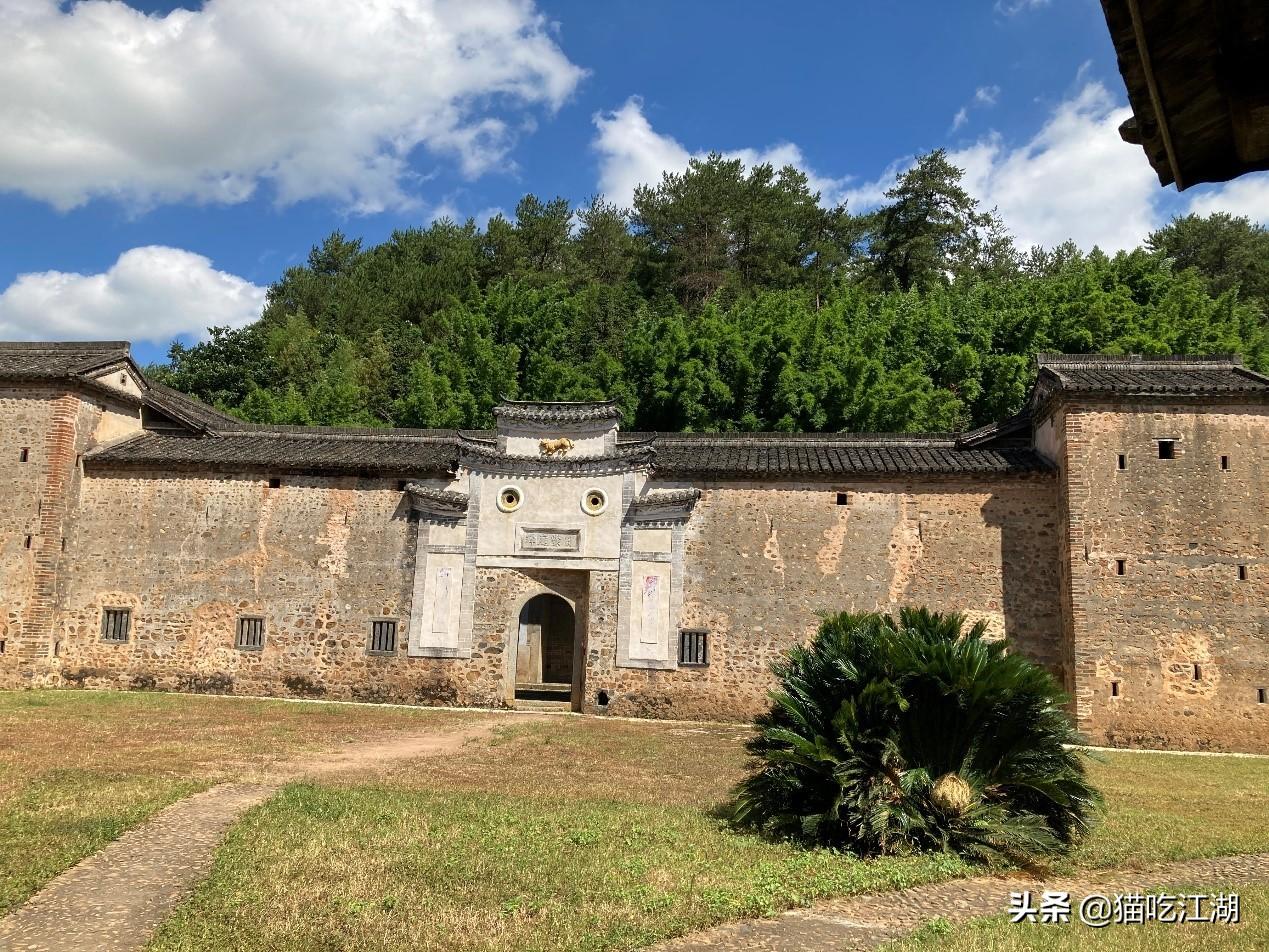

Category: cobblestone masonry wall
[601, 477, 1064, 721]
[0, 384, 128, 676]
[37, 469, 503, 706]
[1057, 403, 1269, 752]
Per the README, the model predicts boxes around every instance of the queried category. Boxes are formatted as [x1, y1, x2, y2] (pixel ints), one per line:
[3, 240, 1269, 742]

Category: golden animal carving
[539, 437, 575, 456]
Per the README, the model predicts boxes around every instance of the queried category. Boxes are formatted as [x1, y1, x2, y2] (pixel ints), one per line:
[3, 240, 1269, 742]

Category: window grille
[101, 608, 131, 642]
[368, 619, 398, 654]
[236, 616, 266, 650]
[679, 629, 709, 666]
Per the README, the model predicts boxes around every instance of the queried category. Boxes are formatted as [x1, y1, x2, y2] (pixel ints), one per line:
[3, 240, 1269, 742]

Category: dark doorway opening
[515, 593, 576, 703]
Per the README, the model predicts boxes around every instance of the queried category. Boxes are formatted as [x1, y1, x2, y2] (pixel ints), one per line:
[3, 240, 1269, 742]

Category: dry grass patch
[0, 690, 473, 914]
[6, 694, 1269, 951]
[892, 882, 1268, 951]
[148, 784, 969, 952]
[149, 717, 1269, 952]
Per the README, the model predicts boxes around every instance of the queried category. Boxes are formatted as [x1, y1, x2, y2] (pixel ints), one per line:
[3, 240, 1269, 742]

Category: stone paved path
[650, 851, 1269, 951]
[0, 721, 493, 952]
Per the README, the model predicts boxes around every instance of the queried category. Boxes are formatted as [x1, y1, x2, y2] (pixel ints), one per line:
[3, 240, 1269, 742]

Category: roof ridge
[0, 340, 131, 351]
[214, 426, 460, 443]
[649, 432, 960, 446]
[497, 397, 620, 407]
[1037, 352, 1245, 370]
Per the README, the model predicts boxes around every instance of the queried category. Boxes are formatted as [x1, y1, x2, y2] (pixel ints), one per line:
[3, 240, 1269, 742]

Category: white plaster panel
[92, 404, 143, 444]
[90, 368, 143, 397]
[628, 559, 672, 662]
[409, 550, 463, 654]
[475, 472, 624, 559]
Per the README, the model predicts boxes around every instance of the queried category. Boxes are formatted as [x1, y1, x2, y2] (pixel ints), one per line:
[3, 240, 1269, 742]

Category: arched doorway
[515, 593, 576, 692]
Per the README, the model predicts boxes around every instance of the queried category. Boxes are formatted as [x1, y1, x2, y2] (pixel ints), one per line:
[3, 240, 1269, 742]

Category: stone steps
[513, 699, 573, 713]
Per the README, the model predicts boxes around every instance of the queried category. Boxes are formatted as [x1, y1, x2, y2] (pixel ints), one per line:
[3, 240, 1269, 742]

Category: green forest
[153, 151, 1269, 434]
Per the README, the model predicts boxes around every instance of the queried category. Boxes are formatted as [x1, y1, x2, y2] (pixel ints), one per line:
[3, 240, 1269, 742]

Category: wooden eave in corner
[1101, 0, 1269, 189]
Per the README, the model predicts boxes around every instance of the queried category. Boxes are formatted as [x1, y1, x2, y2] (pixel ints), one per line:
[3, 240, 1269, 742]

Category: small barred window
[679, 629, 709, 667]
[369, 619, 398, 655]
[101, 608, 131, 643]
[236, 616, 266, 651]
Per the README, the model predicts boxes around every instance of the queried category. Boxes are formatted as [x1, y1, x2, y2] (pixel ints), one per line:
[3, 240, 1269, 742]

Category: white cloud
[0, 0, 584, 212]
[995, 0, 1051, 14]
[0, 247, 266, 343]
[951, 85, 1002, 133]
[1187, 175, 1269, 223]
[947, 82, 1160, 251]
[592, 97, 851, 209]
[846, 82, 1163, 251]
[975, 85, 1001, 107]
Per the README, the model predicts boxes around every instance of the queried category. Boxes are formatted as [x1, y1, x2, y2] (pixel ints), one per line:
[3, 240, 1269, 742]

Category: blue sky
[1, 0, 1267, 365]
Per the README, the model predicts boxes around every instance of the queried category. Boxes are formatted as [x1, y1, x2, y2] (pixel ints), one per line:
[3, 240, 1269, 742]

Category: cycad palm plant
[730, 608, 1101, 862]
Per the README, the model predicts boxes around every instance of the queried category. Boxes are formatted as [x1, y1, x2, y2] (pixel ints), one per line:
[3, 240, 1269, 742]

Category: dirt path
[0, 721, 494, 952]
[650, 851, 1269, 951]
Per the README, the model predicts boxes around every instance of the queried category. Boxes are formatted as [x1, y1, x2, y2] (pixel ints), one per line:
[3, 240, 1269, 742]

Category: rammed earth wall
[1056, 402, 1269, 752]
[602, 478, 1063, 721]
[0, 384, 136, 675]
[44, 469, 497, 705]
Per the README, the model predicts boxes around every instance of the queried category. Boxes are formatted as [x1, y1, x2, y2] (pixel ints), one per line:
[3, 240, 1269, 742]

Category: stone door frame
[500, 571, 589, 712]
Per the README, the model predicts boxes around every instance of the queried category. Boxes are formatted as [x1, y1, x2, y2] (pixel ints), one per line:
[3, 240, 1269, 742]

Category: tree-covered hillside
[152, 152, 1269, 433]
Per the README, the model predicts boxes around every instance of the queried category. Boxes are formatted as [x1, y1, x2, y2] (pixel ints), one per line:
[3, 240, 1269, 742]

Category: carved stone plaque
[517, 526, 582, 554]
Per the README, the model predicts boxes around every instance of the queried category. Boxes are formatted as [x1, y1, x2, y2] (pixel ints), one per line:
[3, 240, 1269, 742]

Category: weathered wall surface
[1057, 403, 1269, 752]
[0, 384, 138, 678]
[44, 469, 497, 706]
[25, 469, 1066, 725]
[602, 477, 1064, 721]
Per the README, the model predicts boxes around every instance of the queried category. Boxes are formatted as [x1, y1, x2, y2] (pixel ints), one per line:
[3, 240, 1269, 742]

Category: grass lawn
[3, 692, 1267, 952]
[892, 883, 1268, 951]
[146, 714, 1269, 952]
[0, 690, 467, 916]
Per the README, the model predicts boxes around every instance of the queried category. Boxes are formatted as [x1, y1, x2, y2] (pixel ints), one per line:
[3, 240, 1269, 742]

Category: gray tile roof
[494, 399, 622, 424]
[0, 341, 133, 379]
[144, 382, 246, 431]
[87, 428, 1049, 477]
[88, 431, 458, 476]
[1035, 354, 1269, 395]
[647, 435, 1048, 477]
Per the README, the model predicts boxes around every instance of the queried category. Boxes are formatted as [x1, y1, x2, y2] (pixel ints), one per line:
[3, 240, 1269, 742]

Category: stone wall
[9, 387, 1262, 751]
[0, 383, 135, 677]
[1056, 402, 1269, 752]
[45, 468, 498, 706]
[600, 477, 1064, 721]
